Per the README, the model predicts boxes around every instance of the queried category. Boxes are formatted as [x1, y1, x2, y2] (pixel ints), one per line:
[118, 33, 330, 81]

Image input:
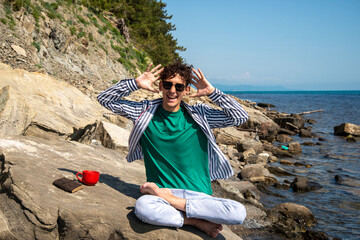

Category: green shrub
[76, 14, 89, 26]
[69, 26, 76, 35]
[88, 32, 94, 41]
[0, 18, 6, 25]
[77, 30, 86, 38]
[66, 20, 73, 26]
[32, 41, 41, 52]
[111, 80, 118, 84]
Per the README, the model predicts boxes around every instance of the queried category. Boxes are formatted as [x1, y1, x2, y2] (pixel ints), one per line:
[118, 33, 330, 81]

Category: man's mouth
[167, 95, 178, 100]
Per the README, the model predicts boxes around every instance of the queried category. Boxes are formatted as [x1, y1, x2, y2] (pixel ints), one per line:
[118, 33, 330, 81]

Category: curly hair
[159, 61, 193, 86]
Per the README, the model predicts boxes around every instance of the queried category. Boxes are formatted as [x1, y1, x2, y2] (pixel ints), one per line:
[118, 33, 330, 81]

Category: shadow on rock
[58, 168, 141, 199]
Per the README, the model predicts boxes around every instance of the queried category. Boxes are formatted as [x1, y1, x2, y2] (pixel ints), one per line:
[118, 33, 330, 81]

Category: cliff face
[0, 0, 148, 99]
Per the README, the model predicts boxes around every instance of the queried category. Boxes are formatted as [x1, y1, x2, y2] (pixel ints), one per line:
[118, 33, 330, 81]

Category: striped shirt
[97, 78, 249, 180]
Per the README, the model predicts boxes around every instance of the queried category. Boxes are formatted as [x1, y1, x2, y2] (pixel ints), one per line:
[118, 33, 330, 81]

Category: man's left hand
[189, 68, 216, 98]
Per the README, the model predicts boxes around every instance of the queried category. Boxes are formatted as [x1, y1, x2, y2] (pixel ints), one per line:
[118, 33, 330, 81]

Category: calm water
[227, 90, 360, 240]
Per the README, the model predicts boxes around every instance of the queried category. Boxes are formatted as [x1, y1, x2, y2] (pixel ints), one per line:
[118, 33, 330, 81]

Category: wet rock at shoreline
[299, 129, 314, 138]
[334, 123, 360, 136]
[288, 142, 302, 154]
[290, 177, 322, 192]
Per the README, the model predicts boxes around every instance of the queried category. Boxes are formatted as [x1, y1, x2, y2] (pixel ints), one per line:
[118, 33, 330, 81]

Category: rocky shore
[1, 3, 359, 238]
[2, 63, 357, 239]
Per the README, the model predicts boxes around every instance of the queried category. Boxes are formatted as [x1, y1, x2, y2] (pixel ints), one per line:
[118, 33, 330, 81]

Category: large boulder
[290, 177, 322, 192]
[0, 63, 104, 138]
[0, 136, 240, 240]
[214, 128, 263, 153]
[334, 123, 360, 136]
[273, 202, 316, 227]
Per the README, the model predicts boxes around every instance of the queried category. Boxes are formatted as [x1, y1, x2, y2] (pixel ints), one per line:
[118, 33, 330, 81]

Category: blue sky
[162, 0, 360, 90]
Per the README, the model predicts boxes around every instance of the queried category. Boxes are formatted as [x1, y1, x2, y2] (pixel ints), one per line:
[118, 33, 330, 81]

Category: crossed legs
[135, 182, 246, 238]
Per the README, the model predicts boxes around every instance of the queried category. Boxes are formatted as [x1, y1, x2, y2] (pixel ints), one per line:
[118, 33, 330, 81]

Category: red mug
[76, 170, 100, 186]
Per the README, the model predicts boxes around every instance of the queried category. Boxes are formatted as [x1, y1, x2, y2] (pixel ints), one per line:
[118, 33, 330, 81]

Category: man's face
[159, 74, 190, 112]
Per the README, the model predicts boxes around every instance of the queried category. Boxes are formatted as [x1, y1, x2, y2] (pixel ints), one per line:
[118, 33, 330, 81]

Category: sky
[162, 0, 360, 90]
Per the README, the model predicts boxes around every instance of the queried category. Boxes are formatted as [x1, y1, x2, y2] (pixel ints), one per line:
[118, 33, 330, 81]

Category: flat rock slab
[0, 136, 241, 239]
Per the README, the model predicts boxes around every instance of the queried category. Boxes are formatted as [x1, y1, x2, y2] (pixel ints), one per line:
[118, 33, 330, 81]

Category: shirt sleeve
[97, 79, 146, 122]
[203, 88, 249, 129]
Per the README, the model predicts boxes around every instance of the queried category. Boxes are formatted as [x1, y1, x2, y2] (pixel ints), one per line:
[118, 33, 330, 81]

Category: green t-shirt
[140, 105, 212, 195]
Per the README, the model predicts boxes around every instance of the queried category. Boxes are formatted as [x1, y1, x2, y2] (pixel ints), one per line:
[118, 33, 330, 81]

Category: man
[98, 61, 249, 238]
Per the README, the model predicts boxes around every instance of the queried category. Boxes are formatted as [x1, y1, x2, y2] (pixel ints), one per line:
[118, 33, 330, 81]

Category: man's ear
[186, 85, 191, 94]
[159, 81, 163, 91]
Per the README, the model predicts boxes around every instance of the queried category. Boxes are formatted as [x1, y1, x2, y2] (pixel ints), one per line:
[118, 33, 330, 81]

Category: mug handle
[76, 172, 83, 183]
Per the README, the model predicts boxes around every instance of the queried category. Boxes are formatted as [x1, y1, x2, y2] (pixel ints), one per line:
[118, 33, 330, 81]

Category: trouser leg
[134, 194, 184, 228]
[183, 190, 247, 225]
[134, 189, 246, 227]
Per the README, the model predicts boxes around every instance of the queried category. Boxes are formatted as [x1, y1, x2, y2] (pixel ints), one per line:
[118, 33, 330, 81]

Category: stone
[273, 202, 316, 226]
[288, 142, 302, 154]
[334, 123, 360, 136]
[0, 136, 240, 239]
[301, 141, 315, 146]
[257, 102, 276, 108]
[306, 119, 316, 124]
[299, 129, 313, 138]
[277, 128, 296, 136]
[290, 177, 322, 192]
[280, 159, 293, 165]
[11, 45, 27, 57]
[346, 136, 357, 143]
[274, 114, 305, 130]
[276, 134, 293, 143]
[0, 64, 104, 137]
[267, 166, 295, 176]
[239, 164, 275, 183]
[214, 128, 263, 153]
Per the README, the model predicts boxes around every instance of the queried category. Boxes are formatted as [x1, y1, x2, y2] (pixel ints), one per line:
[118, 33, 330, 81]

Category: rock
[240, 164, 276, 184]
[274, 114, 305, 130]
[334, 123, 360, 136]
[299, 129, 313, 138]
[80, 121, 130, 151]
[345, 136, 357, 143]
[242, 148, 256, 159]
[262, 142, 293, 158]
[301, 141, 315, 146]
[306, 119, 316, 124]
[11, 44, 27, 57]
[277, 128, 296, 136]
[334, 174, 360, 187]
[280, 159, 293, 165]
[244, 153, 268, 166]
[268, 156, 278, 163]
[267, 166, 295, 176]
[257, 103, 275, 108]
[288, 142, 302, 154]
[273, 202, 316, 227]
[214, 128, 263, 153]
[276, 134, 293, 143]
[0, 63, 104, 137]
[0, 136, 240, 239]
[290, 177, 322, 192]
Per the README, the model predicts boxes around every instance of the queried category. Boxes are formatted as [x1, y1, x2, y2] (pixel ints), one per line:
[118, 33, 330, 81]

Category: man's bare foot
[140, 182, 186, 211]
[140, 182, 172, 197]
[184, 216, 223, 238]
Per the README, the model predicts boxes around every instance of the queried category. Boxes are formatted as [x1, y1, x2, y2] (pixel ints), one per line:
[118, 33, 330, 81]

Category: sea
[226, 90, 360, 240]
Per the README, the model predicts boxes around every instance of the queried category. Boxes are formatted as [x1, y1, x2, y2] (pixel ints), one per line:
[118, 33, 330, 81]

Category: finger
[192, 68, 201, 79]
[148, 87, 159, 93]
[191, 73, 199, 81]
[150, 64, 162, 73]
[197, 68, 205, 78]
[154, 67, 164, 77]
[146, 63, 153, 72]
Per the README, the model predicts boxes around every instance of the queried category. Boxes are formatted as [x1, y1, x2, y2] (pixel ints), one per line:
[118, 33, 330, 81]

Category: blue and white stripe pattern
[97, 78, 249, 180]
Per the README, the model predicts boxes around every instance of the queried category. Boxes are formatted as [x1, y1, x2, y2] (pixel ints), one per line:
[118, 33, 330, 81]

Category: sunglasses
[162, 81, 186, 92]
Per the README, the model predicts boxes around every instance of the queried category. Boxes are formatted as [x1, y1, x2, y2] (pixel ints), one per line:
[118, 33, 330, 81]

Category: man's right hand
[135, 63, 163, 93]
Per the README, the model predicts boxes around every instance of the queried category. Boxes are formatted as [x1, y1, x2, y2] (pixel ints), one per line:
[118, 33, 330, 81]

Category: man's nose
[169, 85, 176, 92]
